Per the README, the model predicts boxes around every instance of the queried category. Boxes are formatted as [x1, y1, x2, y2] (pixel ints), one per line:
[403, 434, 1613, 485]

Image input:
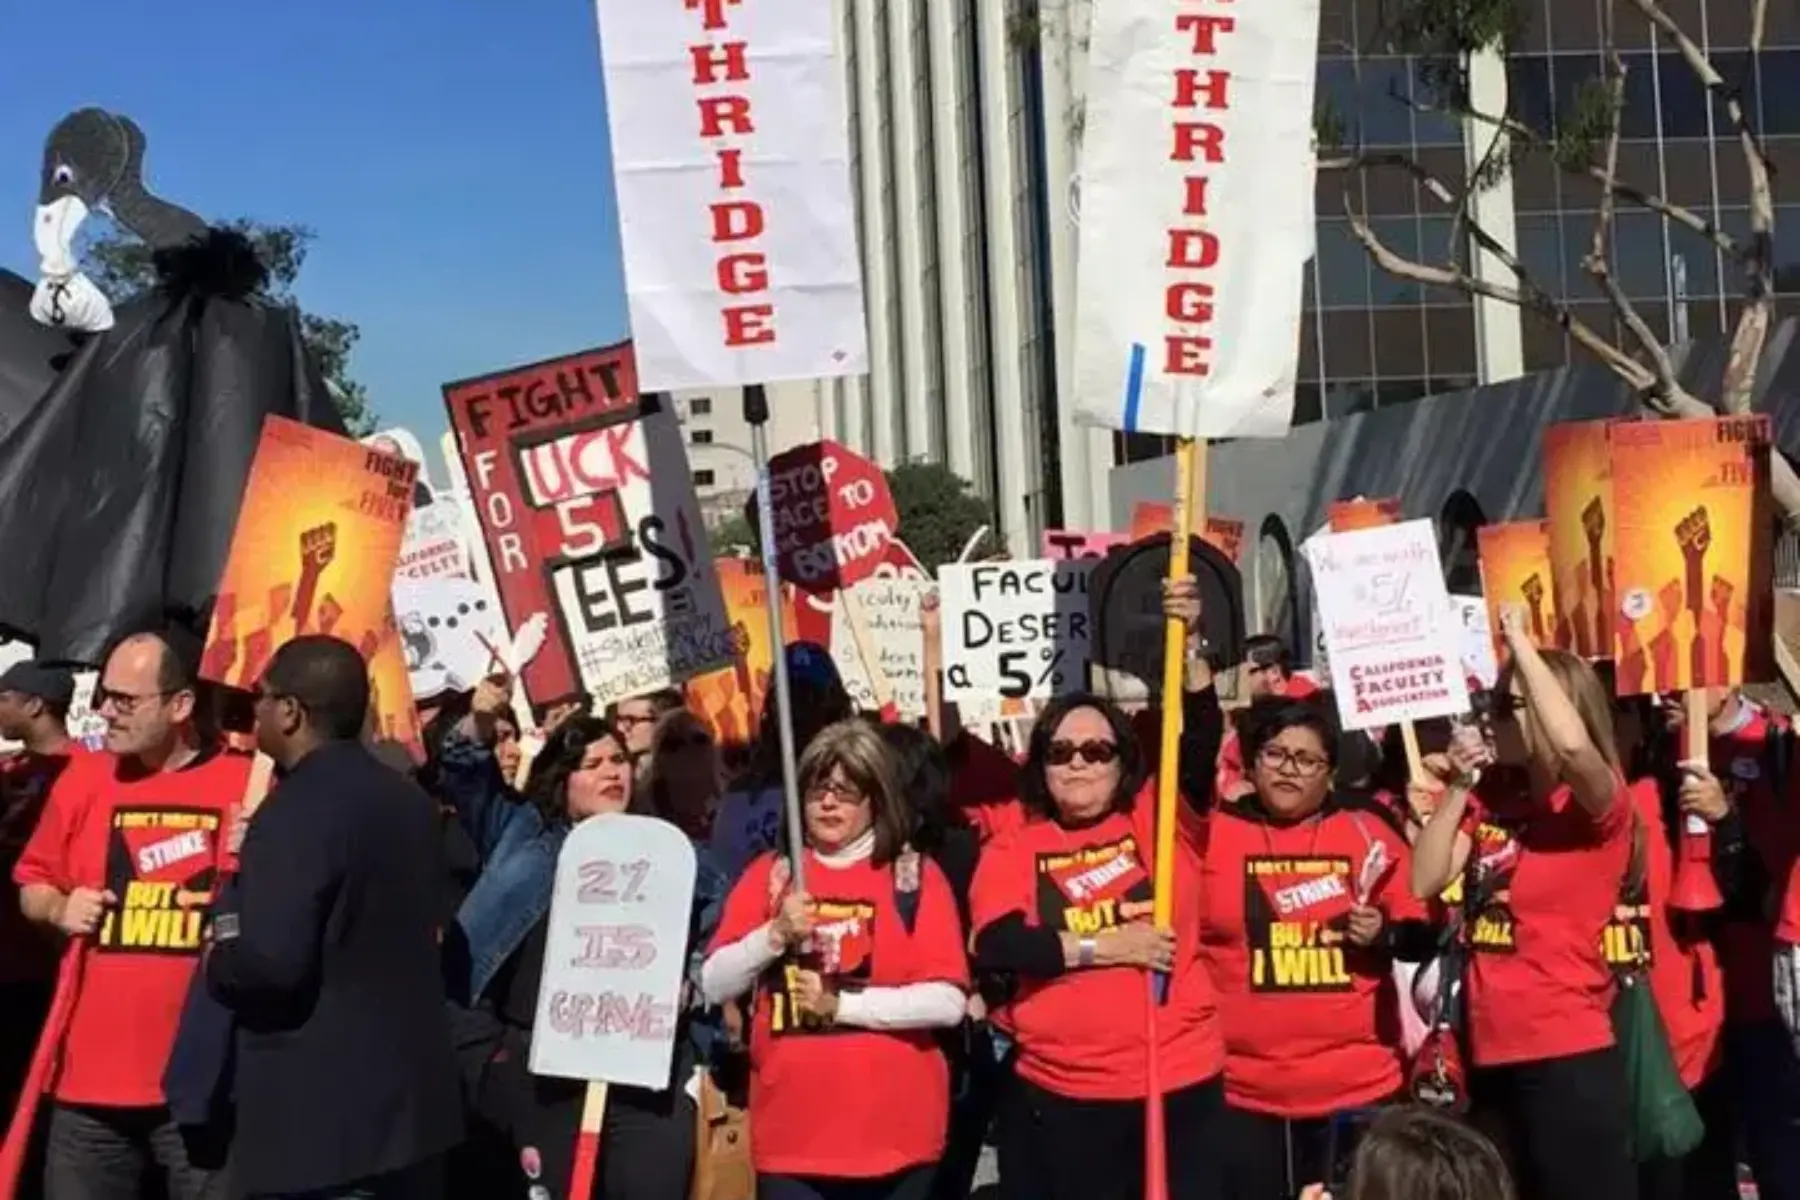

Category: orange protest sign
[1201, 517, 1245, 565]
[1130, 501, 1175, 540]
[1476, 521, 1561, 658]
[684, 560, 796, 747]
[1609, 416, 1774, 695]
[368, 609, 424, 759]
[1128, 502, 1244, 564]
[1328, 497, 1402, 532]
[202, 417, 417, 695]
[1543, 421, 1617, 660]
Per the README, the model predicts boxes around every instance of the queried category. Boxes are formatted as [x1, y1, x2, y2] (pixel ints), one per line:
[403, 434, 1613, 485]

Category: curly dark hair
[878, 722, 961, 853]
[1239, 695, 1342, 774]
[523, 714, 628, 825]
[1019, 692, 1146, 820]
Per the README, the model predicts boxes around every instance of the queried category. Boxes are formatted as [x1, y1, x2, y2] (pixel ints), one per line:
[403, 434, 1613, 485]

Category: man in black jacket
[206, 636, 460, 1199]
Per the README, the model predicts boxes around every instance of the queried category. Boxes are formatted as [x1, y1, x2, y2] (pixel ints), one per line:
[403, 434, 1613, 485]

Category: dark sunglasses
[1046, 739, 1119, 768]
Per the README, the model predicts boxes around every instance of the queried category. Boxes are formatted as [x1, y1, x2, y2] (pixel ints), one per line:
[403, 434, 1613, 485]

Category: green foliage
[1381, 0, 1529, 61]
[709, 513, 758, 556]
[81, 217, 375, 435]
[886, 460, 993, 574]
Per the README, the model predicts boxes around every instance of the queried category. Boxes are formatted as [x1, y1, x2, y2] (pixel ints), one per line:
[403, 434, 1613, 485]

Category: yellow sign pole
[1152, 438, 1204, 938]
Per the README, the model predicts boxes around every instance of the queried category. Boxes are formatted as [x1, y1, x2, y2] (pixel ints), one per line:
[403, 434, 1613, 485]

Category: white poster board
[593, 0, 869, 391]
[832, 578, 928, 717]
[939, 560, 1093, 706]
[531, 813, 697, 1088]
[394, 494, 475, 583]
[544, 403, 734, 706]
[1450, 595, 1500, 692]
[1305, 520, 1471, 732]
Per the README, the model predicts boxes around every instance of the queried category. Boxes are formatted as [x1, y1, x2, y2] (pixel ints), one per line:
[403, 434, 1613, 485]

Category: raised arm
[1500, 604, 1617, 818]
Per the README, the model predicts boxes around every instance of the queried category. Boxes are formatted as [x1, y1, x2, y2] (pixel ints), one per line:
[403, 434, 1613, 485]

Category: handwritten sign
[1042, 530, 1128, 560]
[1304, 520, 1470, 732]
[530, 813, 697, 1088]
[832, 578, 928, 717]
[939, 560, 1093, 706]
[758, 440, 898, 594]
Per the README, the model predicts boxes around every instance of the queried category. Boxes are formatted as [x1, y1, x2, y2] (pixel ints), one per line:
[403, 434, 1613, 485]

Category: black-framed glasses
[1257, 745, 1331, 777]
[93, 687, 178, 716]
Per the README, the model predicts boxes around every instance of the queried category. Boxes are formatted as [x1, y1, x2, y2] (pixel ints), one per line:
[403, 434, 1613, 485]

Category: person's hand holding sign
[55, 886, 114, 937]
[792, 969, 840, 1022]
[1161, 575, 1202, 629]
[767, 889, 815, 953]
[1496, 600, 1531, 647]
[1677, 761, 1729, 824]
[1346, 904, 1384, 948]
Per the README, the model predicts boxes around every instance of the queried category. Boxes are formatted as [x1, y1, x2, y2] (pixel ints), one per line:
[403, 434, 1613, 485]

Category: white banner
[832, 578, 928, 717]
[531, 813, 696, 1088]
[594, 0, 868, 392]
[1072, 0, 1318, 439]
[546, 403, 735, 706]
[1305, 521, 1471, 732]
[1450, 595, 1500, 692]
[939, 560, 1092, 706]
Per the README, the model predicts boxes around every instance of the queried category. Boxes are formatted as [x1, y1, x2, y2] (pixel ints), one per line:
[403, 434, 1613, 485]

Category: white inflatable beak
[34, 195, 87, 279]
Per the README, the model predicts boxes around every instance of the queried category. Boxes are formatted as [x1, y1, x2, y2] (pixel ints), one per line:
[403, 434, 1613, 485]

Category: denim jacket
[436, 728, 729, 1065]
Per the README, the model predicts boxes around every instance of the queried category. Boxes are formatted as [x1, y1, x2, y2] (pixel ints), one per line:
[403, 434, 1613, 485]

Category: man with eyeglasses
[12, 629, 247, 1200]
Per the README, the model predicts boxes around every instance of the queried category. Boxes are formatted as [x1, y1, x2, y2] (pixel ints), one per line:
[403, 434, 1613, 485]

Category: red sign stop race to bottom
[755, 439, 897, 594]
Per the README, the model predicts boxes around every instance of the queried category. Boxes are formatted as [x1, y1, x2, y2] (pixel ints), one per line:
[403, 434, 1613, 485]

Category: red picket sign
[755, 440, 898, 594]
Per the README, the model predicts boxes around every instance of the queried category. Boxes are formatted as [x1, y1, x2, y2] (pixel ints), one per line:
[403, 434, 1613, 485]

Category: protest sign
[686, 560, 796, 746]
[1043, 530, 1129, 560]
[1328, 497, 1402, 533]
[394, 495, 476, 584]
[1072, 0, 1315, 439]
[531, 813, 697, 1089]
[201, 417, 415, 691]
[790, 539, 927, 650]
[1127, 504, 1247, 564]
[757, 440, 897, 594]
[832, 577, 927, 717]
[1543, 421, 1617, 659]
[1476, 521, 1560, 658]
[1610, 416, 1774, 693]
[1305, 520, 1470, 732]
[939, 560, 1092, 706]
[367, 613, 424, 758]
[593, 0, 867, 392]
[1449, 596, 1500, 692]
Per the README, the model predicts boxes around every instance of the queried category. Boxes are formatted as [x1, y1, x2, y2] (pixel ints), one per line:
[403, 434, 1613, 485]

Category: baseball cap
[0, 661, 76, 709]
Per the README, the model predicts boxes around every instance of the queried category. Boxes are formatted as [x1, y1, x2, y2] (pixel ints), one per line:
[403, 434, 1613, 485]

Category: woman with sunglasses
[1410, 604, 1637, 1200]
[434, 677, 717, 1200]
[1198, 696, 1432, 1199]
[968, 578, 1226, 1200]
[701, 720, 968, 1200]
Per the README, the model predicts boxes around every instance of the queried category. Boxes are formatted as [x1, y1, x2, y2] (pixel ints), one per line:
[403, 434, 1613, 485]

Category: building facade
[670, 383, 828, 527]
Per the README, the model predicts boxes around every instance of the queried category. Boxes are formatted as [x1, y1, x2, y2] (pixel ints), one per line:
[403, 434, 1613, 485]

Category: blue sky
[0, 0, 629, 462]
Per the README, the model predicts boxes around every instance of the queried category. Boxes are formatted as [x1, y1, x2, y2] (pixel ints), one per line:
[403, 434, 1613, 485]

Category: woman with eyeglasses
[967, 578, 1226, 1200]
[701, 720, 968, 1200]
[1197, 696, 1433, 1199]
[1409, 604, 1637, 1200]
[433, 676, 718, 1200]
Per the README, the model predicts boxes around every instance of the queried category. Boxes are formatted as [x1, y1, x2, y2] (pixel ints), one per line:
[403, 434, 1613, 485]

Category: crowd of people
[0, 578, 1797, 1200]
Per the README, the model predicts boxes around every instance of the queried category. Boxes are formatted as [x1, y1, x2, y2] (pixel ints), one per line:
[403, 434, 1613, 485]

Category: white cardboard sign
[1305, 520, 1471, 732]
[1450, 595, 1500, 692]
[531, 813, 698, 1088]
[939, 560, 1092, 706]
[832, 578, 928, 717]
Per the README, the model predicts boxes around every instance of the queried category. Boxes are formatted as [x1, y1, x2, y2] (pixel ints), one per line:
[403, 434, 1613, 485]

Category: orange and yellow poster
[367, 608, 424, 759]
[685, 560, 796, 748]
[1328, 497, 1402, 532]
[202, 416, 418, 696]
[1543, 421, 1617, 660]
[1126, 502, 1246, 564]
[1477, 521, 1560, 659]
[1609, 416, 1773, 695]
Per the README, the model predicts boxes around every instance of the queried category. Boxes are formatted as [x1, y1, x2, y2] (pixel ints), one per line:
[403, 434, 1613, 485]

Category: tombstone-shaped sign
[530, 813, 698, 1089]
[1087, 533, 1245, 705]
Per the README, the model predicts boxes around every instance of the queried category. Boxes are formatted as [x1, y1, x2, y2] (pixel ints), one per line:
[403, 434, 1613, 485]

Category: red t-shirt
[1709, 709, 1798, 1025]
[969, 782, 1224, 1101]
[1461, 775, 1632, 1067]
[0, 748, 85, 984]
[709, 849, 968, 1178]
[949, 733, 1024, 843]
[14, 749, 248, 1107]
[1605, 778, 1724, 1089]
[1198, 797, 1422, 1116]
[1776, 850, 1800, 944]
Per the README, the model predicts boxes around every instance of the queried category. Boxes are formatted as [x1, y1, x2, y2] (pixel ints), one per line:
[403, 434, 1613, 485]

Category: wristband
[1078, 936, 1097, 968]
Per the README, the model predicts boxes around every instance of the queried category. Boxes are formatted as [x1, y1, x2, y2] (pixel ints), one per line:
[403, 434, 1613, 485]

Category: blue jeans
[1725, 1021, 1800, 1200]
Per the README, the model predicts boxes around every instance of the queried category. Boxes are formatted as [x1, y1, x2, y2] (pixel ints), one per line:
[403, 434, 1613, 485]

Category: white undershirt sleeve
[700, 923, 781, 1005]
[833, 980, 966, 1031]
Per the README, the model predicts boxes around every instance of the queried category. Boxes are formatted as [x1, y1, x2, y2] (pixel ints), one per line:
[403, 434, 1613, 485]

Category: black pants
[1637, 1068, 1739, 1200]
[1221, 1103, 1382, 1200]
[0, 980, 51, 1118]
[248, 1157, 443, 1199]
[43, 1103, 226, 1200]
[472, 1037, 695, 1200]
[930, 1024, 1006, 1200]
[996, 1073, 1227, 1200]
[1471, 1047, 1637, 1200]
[758, 1166, 935, 1200]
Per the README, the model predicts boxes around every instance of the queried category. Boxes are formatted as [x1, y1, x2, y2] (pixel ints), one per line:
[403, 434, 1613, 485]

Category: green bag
[1612, 971, 1704, 1162]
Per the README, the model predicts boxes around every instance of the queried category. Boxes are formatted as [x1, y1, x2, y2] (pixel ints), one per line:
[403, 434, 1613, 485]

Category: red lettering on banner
[686, 0, 778, 350]
[1162, 3, 1237, 380]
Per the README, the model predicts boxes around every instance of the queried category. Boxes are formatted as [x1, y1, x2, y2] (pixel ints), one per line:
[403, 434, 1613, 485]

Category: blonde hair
[1498, 647, 1622, 776]
[796, 719, 911, 863]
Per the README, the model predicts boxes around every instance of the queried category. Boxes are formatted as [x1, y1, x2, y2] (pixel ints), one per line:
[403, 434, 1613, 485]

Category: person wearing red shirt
[0, 660, 83, 1117]
[1217, 636, 1319, 802]
[1410, 606, 1635, 1200]
[702, 720, 968, 1200]
[1200, 697, 1435, 1198]
[969, 578, 1225, 1200]
[10, 631, 246, 1200]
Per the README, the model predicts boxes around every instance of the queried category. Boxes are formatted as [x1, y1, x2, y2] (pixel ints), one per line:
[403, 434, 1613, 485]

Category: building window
[690, 397, 713, 416]
[691, 430, 714, 445]
[693, 469, 716, 488]
[1254, 516, 1299, 654]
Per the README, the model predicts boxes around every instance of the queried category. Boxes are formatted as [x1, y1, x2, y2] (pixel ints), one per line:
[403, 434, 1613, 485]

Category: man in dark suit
[206, 636, 460, 1199]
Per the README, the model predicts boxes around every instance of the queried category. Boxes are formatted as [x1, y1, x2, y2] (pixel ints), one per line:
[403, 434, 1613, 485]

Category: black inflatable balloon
[1086, 533, 1248, 705]
[0, 231, 347, 664]
[0, 269, 81, 437]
